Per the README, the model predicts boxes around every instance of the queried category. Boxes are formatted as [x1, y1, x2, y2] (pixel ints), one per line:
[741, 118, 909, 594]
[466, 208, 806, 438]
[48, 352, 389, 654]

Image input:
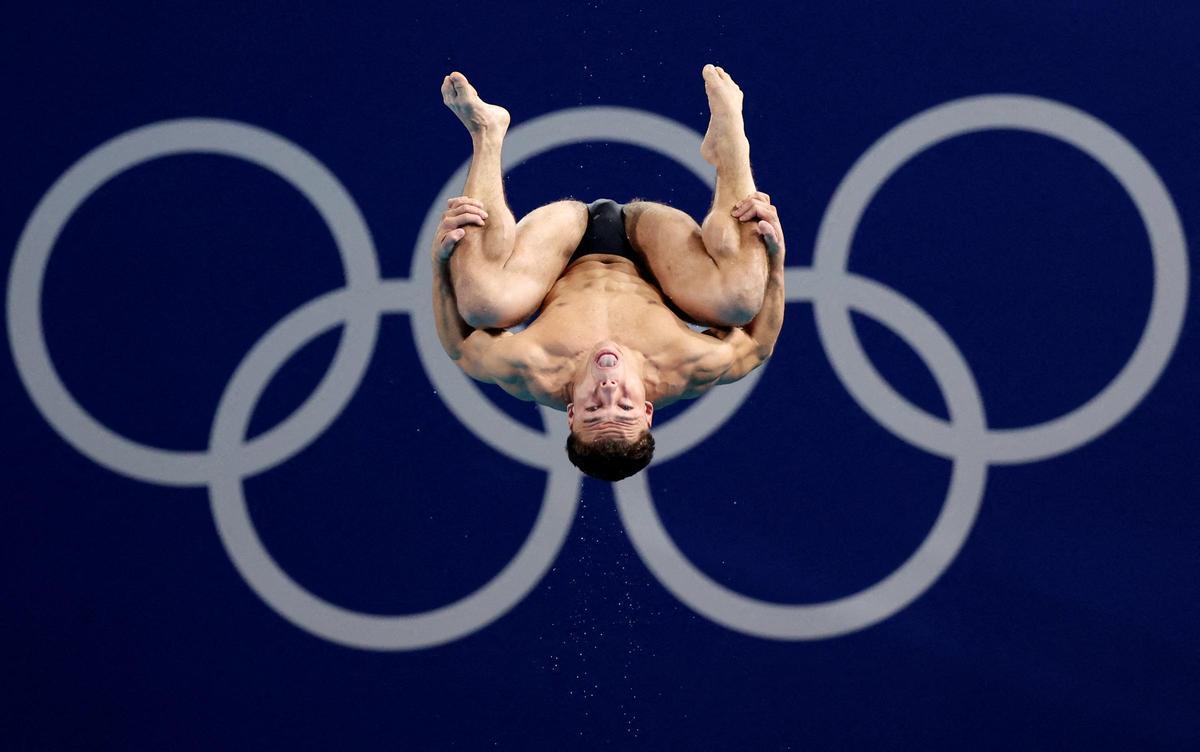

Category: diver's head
[566, 341, 655, 481]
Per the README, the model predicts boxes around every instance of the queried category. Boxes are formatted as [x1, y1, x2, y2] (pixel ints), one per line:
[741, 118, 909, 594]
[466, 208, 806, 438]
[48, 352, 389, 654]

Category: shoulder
[461, 332, 571, 408]
[707, 326, 767, 385]
[459, 329, 522, 382]
[645, 330, 734, 403]
[688, 334, 737, 385]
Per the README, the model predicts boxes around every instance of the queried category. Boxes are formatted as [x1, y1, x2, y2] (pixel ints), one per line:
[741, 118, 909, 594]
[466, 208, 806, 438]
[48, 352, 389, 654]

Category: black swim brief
[568, 198, 637, 265]
[566, 198, 702, 324]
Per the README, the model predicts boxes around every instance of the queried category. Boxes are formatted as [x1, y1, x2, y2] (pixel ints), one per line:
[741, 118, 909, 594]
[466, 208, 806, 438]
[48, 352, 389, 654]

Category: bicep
[458, 329, 515, 383]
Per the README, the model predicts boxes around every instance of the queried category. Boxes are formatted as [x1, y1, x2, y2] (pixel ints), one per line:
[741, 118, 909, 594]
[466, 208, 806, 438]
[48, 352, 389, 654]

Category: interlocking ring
[7, 97, 1187, 649]
[616, 95, 1188, 639]
[813, 95, 1189, 464]
[7, 120, 381, 486]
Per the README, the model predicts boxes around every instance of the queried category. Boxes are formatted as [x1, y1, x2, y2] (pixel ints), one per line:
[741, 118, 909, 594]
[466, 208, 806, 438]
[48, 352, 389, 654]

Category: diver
[431, 65, 785, 481]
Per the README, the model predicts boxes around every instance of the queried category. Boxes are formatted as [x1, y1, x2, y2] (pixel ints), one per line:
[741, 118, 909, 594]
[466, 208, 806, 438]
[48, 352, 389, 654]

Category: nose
[598, 379, 618, 401]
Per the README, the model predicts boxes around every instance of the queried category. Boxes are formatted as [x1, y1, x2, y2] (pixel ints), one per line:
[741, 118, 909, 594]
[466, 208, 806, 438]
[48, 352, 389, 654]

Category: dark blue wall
[3, 2, 1198, 749]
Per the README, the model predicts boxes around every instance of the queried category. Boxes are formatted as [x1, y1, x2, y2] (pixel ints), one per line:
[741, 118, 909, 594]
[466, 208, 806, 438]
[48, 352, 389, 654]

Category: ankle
[715, 138, 751, 169]
[471, 130, 505, 150]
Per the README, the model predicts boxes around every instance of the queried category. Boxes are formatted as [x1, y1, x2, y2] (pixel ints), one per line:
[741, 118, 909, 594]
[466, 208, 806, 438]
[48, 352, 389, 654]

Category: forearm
[431, 256, 474, 361]
[743, 254, 785, 359]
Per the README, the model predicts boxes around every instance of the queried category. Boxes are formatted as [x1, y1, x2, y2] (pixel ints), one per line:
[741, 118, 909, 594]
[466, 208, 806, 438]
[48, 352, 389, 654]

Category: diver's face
[567, 342, 653, 442]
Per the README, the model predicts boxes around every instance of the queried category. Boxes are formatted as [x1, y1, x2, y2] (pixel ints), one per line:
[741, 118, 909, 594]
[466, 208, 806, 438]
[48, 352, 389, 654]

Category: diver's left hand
[731, 191, 784, 257]
[433, 196, 489, 263]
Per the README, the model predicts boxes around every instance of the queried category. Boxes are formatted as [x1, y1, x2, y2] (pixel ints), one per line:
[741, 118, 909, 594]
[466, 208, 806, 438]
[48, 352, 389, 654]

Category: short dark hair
[566, 430, 655, 481]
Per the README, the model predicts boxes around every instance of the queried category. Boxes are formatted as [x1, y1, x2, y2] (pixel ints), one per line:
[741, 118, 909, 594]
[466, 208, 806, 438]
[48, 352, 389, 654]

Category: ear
[567, 403, 575, 429]
[644, 401, 654, 428]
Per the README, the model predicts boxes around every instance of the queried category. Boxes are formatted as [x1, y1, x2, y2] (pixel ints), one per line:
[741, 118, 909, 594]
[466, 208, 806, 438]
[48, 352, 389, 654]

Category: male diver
[431, 65, 785, 481]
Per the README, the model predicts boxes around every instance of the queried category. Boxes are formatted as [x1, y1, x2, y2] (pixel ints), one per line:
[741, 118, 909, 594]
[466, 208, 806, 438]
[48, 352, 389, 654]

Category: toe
[449, 71, 474, 94]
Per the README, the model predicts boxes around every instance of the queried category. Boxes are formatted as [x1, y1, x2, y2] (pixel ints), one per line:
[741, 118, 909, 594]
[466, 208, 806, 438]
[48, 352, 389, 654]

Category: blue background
[3, 1, 1198, 748]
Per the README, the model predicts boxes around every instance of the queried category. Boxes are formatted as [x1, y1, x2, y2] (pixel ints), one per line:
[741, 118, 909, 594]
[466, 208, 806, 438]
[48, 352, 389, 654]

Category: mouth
[595, 350, 619, 368]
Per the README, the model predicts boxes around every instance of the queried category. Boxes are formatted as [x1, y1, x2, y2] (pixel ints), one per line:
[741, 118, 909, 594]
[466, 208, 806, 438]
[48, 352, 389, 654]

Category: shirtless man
[431, 65, 785, 481]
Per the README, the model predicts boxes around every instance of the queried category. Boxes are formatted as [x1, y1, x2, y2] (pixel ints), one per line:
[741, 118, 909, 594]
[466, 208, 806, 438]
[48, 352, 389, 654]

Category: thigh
[507, 199, 588, 282]
[624, 201, 730, 324]
[451, 199, 587, 327]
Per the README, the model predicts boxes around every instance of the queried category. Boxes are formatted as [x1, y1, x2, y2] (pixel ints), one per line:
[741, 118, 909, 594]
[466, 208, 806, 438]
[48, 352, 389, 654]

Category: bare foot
[441, 72, 511, 138]
[699, 64, 749, 167]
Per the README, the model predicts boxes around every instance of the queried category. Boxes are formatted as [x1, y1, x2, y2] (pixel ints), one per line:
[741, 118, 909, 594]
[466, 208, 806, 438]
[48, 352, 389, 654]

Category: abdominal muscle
[531, 255, 691, 352]
[507, 254, 713, 407]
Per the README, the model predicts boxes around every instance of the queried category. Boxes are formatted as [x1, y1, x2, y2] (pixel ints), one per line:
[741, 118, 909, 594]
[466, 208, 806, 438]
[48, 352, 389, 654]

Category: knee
[457, 298, 516, 329]
[712, 278, 766, 327]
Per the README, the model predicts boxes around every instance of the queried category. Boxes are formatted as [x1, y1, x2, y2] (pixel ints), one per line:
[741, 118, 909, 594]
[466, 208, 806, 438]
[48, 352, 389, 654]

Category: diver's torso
[497, 254, 721, 409]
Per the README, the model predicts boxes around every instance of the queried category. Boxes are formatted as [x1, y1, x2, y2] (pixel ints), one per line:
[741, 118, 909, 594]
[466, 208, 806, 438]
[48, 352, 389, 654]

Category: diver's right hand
[433, 196, 489, 262]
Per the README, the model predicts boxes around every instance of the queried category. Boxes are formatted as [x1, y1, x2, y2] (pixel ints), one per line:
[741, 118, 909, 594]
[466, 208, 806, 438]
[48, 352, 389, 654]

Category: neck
[565, 340, 650, 397]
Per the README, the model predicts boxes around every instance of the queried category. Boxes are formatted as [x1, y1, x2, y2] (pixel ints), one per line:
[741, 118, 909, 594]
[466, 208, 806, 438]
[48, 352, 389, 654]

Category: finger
[445, 201, 484, 216]
[744, 202, 778, 223]
[454, 211, 487, 226]
[731, 198, 758, 218]
[434, 227, 467, 258]
[445, 203, 489, 219]
[441, 211, 486, 229]
[767, 218, 786, 250]
[439, 219, 482, 236]
[732, 191, 770, 211]
[440, 227, 467, 246]
[734, 199, 771, 221]
[447, 196, 485, 210]
[756, 220, 781, 253]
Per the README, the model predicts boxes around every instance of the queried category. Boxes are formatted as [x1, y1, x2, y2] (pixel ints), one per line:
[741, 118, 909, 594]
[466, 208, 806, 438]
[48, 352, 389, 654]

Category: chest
[529, 283, 688, 355]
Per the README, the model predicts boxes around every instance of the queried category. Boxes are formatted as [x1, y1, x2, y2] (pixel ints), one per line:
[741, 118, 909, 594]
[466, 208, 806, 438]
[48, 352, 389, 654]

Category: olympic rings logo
[7, 97, 1188, 650]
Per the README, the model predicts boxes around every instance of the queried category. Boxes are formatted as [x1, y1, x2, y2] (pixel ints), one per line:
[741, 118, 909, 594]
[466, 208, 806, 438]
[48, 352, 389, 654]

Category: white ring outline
[5, 97, 1187, 647]
[5, 108, 776, 650]
[616, 270, 989, 639]
[6, 119, 381, 486]
[210, 101, 774, 648]
[615, 95, 1188, 641]
[814, 95, 1189, 463]
[208, 285, 582, 650]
